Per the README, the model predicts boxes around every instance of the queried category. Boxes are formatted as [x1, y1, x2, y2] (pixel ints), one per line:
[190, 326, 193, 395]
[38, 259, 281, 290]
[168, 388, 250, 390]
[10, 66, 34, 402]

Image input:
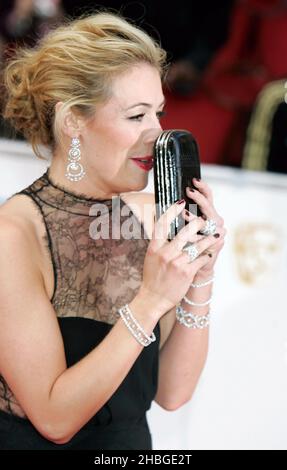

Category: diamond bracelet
[176, 305, 210, 329]
[183, 295, 212, 307]
[118, 304, 156, 347]
[191, 277, 214, 288]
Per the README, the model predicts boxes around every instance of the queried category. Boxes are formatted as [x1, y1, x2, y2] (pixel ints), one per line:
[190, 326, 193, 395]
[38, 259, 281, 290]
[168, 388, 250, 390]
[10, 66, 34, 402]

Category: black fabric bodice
[0, 171, 160, 450]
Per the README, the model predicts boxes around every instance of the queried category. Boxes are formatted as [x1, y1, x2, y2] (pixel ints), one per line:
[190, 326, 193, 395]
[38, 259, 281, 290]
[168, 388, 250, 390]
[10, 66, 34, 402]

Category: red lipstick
[130, 156, 153, 172]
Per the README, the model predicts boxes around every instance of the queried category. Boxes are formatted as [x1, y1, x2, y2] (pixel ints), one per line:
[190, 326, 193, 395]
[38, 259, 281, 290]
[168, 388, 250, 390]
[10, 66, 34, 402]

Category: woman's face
[80, 63, 165, 197]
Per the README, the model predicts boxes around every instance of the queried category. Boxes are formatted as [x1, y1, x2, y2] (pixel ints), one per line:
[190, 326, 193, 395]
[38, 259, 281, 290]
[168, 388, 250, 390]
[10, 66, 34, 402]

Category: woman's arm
[142, 180, 225, 410]
[154, 272, 212, 410]
[0, 216, 161, 444]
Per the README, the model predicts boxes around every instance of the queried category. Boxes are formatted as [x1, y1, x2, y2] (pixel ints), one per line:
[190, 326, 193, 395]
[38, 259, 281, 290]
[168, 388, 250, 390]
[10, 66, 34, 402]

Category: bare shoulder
[0, 199, 42, 278]
[1, 191, 37, 212]
[0, 202, 31, 245]
[0, 194, 53, 293]
[0, 193, 48, 264]
[0, 205, 45, 332]
[0, 198, 52, 297]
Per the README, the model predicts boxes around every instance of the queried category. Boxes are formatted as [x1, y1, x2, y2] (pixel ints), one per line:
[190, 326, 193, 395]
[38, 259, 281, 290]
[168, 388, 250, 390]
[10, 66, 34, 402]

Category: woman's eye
[157, 110, 166, 120]
[129, 110, 166, 122]
[129, 114, 145, 121]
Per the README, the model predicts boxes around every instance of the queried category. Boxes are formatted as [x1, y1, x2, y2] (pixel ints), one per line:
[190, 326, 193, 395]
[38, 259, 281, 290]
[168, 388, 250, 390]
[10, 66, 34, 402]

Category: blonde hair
[3, 12, 167, 158]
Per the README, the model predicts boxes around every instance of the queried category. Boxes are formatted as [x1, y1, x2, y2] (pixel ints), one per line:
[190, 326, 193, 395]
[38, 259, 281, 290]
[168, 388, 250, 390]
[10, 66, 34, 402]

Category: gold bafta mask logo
[234, 222, 282, 284]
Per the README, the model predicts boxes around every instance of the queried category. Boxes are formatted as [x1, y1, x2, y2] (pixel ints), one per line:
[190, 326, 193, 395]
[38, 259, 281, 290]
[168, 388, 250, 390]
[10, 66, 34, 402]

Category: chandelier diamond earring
[65, 137, 86, 182]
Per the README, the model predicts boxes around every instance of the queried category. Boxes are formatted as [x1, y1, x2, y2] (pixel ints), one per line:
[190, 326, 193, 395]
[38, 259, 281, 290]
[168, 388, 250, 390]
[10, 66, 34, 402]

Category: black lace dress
[0, 171, 160, 450]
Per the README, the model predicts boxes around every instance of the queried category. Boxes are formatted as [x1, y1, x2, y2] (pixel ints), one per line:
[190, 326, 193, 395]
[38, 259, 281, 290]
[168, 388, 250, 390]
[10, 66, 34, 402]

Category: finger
[201, 227, 226, 256]
[167, 233, 204, 259]
[205, 235, 225, 254]
[182, 233, 220, 263]
[190, 252, 215, 271]
[181, 208, 197, 223]
[182, 212, 205, 240]
[192, 178, 213, 202]
[171, 251, 213, 276]
[164, 216, 206, 257]
[187, 181, 225, 229]
[186, 187, 216, 219]
[206, 226, 226, 245]
[196, 233, 220, 254]
[152, 199, 186, 249]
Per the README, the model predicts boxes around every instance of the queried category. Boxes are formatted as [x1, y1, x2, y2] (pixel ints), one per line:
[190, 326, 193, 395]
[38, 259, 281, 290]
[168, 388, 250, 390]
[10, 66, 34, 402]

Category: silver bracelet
[176, 305, 210, 329]
[183, 295, 212, 307]
[118, 304, 156, 347]
[191, 277, 214, 288]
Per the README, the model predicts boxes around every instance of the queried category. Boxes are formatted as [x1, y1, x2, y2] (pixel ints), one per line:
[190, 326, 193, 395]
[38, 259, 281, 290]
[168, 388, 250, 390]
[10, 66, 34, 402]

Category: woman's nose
[139, 128, 162, 156]
[142, 128, 163, 146]
[152, 115, 163, 131]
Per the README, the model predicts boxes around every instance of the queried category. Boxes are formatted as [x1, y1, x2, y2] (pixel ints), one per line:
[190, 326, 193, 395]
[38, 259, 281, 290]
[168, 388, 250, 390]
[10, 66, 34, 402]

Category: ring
[182, 243, 199, 263]
[199, 219, 217, 236]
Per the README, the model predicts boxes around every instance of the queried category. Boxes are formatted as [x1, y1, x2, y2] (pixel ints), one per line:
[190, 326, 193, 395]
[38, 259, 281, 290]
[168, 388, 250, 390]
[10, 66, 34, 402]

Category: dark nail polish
[185, 209, 192, 217]
[214, 233, 220, 238]
[195, 178, 201, 182]
[201, 214, 207, 220]
[208, 253, 212, 257]
[187, 187, 195, 192]
[176, 199, 185, 204]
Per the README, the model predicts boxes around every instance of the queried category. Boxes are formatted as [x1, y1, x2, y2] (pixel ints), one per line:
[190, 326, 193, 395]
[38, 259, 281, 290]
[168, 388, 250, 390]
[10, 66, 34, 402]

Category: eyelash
[129, 111, 166, 121]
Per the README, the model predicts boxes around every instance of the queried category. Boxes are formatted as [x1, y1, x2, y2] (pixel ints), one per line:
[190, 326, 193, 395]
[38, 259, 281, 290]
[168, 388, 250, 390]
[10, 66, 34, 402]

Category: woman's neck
[48, 154, 118, 200]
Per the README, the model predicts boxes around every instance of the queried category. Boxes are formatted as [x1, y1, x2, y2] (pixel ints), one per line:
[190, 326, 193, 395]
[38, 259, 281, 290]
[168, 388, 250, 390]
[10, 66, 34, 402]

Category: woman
[0, 12, 225, 449]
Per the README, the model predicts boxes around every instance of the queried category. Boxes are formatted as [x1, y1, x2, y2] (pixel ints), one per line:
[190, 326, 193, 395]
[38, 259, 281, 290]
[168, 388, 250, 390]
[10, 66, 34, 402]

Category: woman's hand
[138, 199, 220, 318]
[183, 178, 226, 280]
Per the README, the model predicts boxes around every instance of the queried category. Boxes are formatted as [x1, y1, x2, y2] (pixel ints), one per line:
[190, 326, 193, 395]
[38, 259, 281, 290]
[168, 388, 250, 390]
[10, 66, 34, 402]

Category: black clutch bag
[153, 129, 201, 239]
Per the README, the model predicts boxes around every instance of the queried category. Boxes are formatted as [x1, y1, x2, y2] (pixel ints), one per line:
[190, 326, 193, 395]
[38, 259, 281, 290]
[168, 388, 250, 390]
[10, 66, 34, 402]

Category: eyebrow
[125, 99, 166, 111]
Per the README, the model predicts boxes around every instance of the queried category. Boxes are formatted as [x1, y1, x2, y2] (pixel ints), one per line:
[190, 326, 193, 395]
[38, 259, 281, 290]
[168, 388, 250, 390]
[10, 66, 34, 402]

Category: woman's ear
[55, 101, 85, 138]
